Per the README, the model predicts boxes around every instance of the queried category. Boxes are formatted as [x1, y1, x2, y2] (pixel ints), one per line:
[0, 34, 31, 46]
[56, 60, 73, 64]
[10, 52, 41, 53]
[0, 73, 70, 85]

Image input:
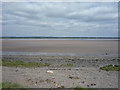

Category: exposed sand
[2, 40, 118, 56]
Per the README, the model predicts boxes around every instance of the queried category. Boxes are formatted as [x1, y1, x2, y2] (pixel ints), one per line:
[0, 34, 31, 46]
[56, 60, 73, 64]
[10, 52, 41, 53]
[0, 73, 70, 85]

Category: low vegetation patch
[100, 65, 120, 71]
[2, 60, 50, 67]
[1, 82, 23, 88]
[75, 86, 96, 90]
[60, 63, 73, 67]
[0, 60, 2, 66]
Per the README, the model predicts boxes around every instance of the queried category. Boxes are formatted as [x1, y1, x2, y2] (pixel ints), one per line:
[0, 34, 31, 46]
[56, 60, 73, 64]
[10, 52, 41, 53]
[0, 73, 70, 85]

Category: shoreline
[1, 51, 118, 58]
[2, 39, 119, 88]
[1, 39, 119, 40]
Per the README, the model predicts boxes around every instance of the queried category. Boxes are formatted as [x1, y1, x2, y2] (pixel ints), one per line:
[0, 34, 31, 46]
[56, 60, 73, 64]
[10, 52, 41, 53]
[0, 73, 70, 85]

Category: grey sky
[2, 2, 118, 37]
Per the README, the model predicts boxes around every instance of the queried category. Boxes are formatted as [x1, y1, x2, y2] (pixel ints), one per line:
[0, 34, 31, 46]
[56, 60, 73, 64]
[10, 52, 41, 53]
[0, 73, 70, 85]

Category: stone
[69, 75, 79, 79]
[46, 70, 53, 74]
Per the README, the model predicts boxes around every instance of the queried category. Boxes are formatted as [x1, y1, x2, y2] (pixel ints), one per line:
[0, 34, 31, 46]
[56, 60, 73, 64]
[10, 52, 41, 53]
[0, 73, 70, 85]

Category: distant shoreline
[1, 36, 119, 39]
[1, 37, 119, 40]
[0, 38, 119, 41]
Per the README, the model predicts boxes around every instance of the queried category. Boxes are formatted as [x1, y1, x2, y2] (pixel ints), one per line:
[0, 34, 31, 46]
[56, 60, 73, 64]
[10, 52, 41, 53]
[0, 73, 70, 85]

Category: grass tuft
[60, 63, 73, 67]
[2, 60, 50, 67]
[1, 82, 23, 88]
[75, 86, 96, 90]
[100, 64, 120, 71]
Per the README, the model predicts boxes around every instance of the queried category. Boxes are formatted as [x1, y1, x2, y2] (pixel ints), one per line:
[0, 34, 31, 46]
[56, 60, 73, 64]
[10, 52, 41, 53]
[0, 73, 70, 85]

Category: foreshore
[2, 39, 118, 55]
[2, 39, 119, 88]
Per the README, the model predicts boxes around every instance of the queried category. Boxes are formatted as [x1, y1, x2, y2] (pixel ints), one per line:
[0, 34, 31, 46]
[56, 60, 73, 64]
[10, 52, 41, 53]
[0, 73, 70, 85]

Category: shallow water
[1, 51, 118, 58]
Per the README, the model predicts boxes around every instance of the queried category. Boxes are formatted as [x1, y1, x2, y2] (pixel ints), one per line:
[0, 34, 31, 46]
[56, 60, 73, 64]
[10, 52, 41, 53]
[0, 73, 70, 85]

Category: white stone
[46, 70, 53, 74]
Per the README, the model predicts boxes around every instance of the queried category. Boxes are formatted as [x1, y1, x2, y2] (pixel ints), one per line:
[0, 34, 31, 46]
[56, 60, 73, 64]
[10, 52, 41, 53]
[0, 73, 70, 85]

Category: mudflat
[2, 40, 118, 56]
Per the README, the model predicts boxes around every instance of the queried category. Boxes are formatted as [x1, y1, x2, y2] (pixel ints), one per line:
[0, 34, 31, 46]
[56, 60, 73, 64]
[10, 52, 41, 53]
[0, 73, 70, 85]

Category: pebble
[91, 83, 96, 86]
[15, 69, 19, 72]
[69, 75, 79, 79]
[87, 85, 89, 87]
[27, 79, 31, 81]
[47, 70, 53, 74]
[82, 81, 85, 83]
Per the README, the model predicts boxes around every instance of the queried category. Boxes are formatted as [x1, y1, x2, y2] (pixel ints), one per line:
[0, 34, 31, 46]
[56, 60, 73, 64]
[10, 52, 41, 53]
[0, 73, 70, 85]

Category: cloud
[2, 2, 118, 37]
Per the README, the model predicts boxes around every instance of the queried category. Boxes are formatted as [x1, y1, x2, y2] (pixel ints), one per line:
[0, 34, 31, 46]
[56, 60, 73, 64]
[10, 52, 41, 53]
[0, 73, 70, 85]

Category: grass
[2, 60, 50, 67]
[75, 86, 96, 90]
[0, 60, 2, 66]
[60, 63, 73, 67]
[0, 82, 24, 89]
[100, 64, 120, 71]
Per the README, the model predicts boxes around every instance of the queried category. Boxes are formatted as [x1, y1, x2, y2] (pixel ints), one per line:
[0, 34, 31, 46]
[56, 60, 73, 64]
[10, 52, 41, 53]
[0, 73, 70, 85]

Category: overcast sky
[2, 2, 118, 37]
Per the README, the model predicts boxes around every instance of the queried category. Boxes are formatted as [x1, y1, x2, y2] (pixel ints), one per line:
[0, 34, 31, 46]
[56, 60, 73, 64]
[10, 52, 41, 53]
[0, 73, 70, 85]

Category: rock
[35, 81, 37, 84]
[69, 75, 79, 79]
[35, 84, 37, 86]
[52, 77, 55, 79]
[45, 79, 52, 83]
[87, 85, 89, 87]
[55, 83, 59, 87]
[46, 70, 53, 74]
[105, 53, 108, 55]
[57, 85, 65, 88]
[82, 81, 85, 83]
[27, 79, 31, 81]
[60, 85, 65, 88]
[39, 79, 44, 83]
[76, 68, 79, 70]
[15, 69, 19, 72]
[91, 83, 96, 86]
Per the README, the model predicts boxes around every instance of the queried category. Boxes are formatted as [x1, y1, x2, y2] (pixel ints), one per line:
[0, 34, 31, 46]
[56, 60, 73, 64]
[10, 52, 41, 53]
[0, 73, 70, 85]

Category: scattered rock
[35, 84, 37, 86]
[39, 79, 44, 83]
[105, 53, 108, 55]
[60, 85, 65, 88]
[82, 81, 85, 83]
[75, 68, 79, 70]
[15, 69, 19, 72]
[91, 83, 96, 86]
[57, 84, 65, 88]
[35, 81, 37, 84]
[46, 70, 53, 74]
[45, 79, 52, 83]
[69, 75, 79, 79]
[87, 85, 89, 87]
[27, 79, 31, 81]
[52, 77, 55, 79]
[96, 59, 98, 61]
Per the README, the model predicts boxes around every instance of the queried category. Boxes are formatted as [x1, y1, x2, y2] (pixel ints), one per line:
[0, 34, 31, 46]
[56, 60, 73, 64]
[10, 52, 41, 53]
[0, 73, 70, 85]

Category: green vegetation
[75, 86, 96, 90]
[66, 63, 73, 67]
[2, 60, 50, 67]
[0, 82, 23, 88]
[60, 63, 73, 67]
[100, 65, 120, 71]
[0, 60, 2, 66]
